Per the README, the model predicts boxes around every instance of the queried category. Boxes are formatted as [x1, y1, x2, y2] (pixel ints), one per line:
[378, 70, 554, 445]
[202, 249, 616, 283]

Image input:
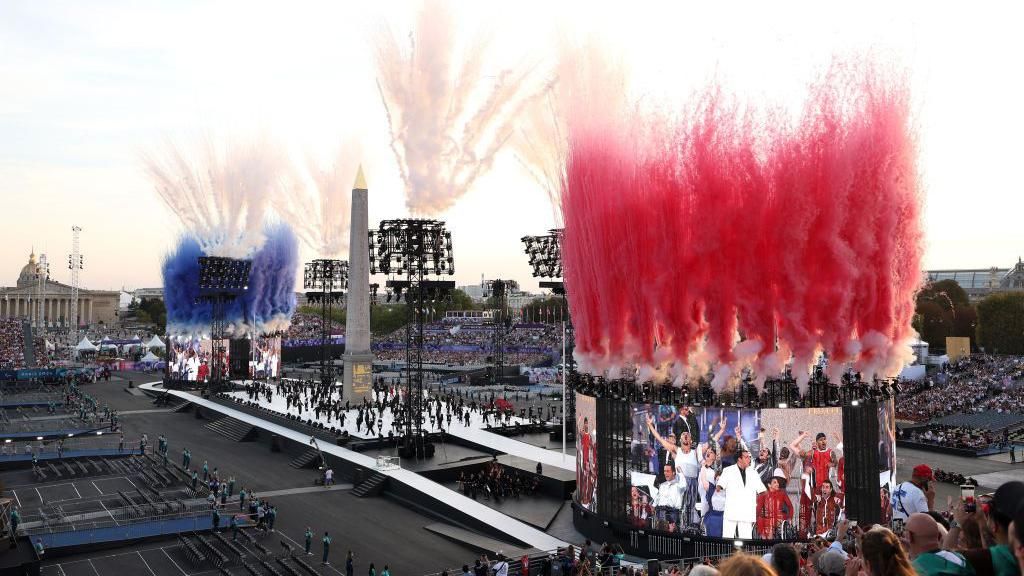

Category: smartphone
[847, 520, 858, 537]
[961, 485, 976, 513]
[892, 518, 905, 536]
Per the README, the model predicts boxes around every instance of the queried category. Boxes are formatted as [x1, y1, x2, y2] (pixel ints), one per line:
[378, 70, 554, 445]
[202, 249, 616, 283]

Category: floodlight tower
[521, 228, 574, 452]
[196, 256, 252, 392]
[304, 259, 348, 392]
[481, 279, 519, 386]
[370, 219, 455, 459]
[68, 226, 83, 345]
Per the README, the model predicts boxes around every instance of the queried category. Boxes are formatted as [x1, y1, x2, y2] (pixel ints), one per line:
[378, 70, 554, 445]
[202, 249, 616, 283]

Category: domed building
[0, 250, 119, 327]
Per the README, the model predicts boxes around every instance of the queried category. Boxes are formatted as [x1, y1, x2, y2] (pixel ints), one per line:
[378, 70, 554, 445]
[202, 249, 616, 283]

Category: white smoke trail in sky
[375, 0, 541, 215]
[512, 81, 565, 225]
[143, 134, 287, 257]
[272, 143, 360, 259]
[513, 40, 629, 226]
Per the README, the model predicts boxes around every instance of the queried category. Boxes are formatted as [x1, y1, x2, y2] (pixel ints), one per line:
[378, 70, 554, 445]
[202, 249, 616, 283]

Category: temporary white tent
[75, 337, 98, 352]
[140, 351, 160, 363]
[146, 335, 165, 349]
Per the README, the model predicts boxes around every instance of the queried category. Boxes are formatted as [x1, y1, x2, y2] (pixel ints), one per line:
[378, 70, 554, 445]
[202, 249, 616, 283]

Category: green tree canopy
[976, 291, 1024, 355]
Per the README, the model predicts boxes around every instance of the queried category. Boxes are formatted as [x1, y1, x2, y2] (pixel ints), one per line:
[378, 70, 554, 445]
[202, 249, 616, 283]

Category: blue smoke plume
[162, 224, 298, 336]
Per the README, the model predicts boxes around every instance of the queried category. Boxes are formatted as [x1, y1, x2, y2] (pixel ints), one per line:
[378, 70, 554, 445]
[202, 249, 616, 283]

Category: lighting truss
[195, 256, 252, 391]
[198, 257, 253, 291]
[521, 229, 562, 278]
[370, 219, 454, 277]
[303, 259, 348, 389]
[368, 218, 455, 459]
[482, 279, 519, 386]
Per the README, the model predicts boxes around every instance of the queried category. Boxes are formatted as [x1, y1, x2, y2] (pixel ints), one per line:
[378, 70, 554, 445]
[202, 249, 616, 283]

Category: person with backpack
[321, 531, 332, 566]
[491, 553, 509, 576]
[892, 465, 934, 522]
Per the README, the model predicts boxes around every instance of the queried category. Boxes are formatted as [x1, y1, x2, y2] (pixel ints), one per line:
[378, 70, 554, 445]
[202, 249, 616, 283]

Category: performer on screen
[812, 479, 845, 538]
[796, 432, 839, 495]
[880, 484, 892, 527]
[717, 449, 766, 539]
[628, 486, 655, 529]
[799, 462, 815, 537]
[653, 463, 685, 532]
[756, 475, 793, 539]
[753, 428, 780, 486]
[647, 414, 716, 527]
[577, 416, 596, 509]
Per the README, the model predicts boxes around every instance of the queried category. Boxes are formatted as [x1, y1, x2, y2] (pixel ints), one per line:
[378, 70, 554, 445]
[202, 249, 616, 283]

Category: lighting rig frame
[481, 279, 519, 386]
[521, 228, 575, 436]
[369, 219, 455, 459]
[304, 259, 349, 392]
[195, 256, 252, 393]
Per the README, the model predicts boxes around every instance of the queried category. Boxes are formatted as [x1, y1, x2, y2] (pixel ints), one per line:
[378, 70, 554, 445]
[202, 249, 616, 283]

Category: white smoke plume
[143, 133, 287, 257]
[272, 144, 360, 259]
[375, 0, 541, 215]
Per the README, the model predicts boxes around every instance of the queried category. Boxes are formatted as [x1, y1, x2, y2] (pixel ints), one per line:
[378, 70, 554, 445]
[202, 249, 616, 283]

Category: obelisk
[343, 166, 373, 401]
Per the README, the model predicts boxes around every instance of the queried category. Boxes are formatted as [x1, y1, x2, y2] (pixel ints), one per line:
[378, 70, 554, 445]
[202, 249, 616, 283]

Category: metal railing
[0, 436, 140, 458]
[20, 498, 213, 536]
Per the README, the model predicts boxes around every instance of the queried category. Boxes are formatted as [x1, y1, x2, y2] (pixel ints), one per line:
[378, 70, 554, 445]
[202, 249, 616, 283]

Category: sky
[1, 1, 1022, 295]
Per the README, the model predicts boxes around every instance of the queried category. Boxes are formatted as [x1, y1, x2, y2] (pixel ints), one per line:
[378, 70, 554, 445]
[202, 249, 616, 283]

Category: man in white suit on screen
[717, 449, 766, 539]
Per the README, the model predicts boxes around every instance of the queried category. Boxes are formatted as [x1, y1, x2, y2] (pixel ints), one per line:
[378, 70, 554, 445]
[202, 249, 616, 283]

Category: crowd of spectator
[900, 425, 1002, 451]
[0, 318, 27, 369]
[285, 312, 345, 340]
[371, 321, 560, 367]
[439, 478, 1024, 576]
[896, 355, 1024, 422]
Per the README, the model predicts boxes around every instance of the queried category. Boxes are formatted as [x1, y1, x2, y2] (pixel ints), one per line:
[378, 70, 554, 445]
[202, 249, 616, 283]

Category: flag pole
[562, 318, 566, 461]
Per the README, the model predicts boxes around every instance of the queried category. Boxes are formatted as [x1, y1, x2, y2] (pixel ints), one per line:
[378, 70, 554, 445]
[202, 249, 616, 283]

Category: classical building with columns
[0, 251, 119, 327]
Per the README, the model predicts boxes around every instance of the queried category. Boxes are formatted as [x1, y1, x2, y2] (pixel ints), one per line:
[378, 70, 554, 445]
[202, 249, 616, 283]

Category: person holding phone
[906, 513, 972, 576]
[892, 464, 934, 522]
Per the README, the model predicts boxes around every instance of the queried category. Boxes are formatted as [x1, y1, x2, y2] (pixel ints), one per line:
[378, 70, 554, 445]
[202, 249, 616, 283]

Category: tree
[297, 305, 346, 325]
[916, 300, 951, 349]
[370, 304, 411, 335]
[915, 280, 977, 349]
[952, 304, 979, 341]
[137, 297, 166, 332]
[918, 279, 970, 310]
[976, 291, 1024, 355]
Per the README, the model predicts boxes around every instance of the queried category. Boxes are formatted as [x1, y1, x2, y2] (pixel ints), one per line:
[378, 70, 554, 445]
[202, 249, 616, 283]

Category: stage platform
[139, 382, 567, 552]
[223, 384, 575, 472]
[223, 387, 533, 439]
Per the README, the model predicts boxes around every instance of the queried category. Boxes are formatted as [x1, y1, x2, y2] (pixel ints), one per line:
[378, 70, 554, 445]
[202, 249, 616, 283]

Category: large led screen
[626, 404, 845, 540]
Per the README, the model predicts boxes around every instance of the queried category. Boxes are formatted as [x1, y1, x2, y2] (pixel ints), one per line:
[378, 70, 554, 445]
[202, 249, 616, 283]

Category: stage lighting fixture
[852, 400, 860, 406]
[198, 256, 252, 292]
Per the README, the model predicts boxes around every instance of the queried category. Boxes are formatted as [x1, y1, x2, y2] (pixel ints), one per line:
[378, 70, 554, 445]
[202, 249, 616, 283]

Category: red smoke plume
[561, 62, 923, 388]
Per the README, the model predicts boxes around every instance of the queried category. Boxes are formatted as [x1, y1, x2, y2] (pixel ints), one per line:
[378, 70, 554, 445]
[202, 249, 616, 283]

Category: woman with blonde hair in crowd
[717, 553, 777, 576]
[848, 527, 917, 576]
